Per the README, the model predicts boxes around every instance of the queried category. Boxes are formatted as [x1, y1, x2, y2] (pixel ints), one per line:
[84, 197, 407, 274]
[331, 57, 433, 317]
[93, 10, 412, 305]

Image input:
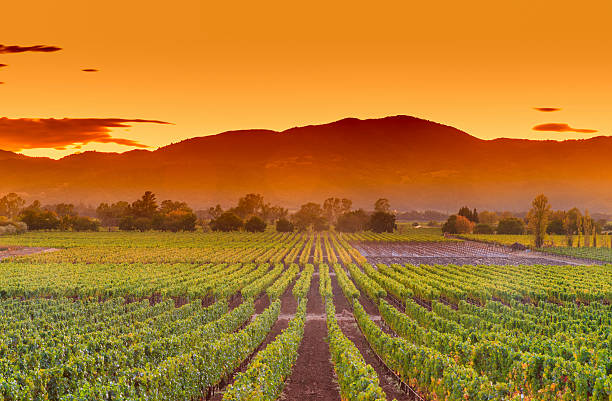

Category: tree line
[205, 195, 396, 233]
[0, 192, 397, 234]
[442, 195, 612, 247]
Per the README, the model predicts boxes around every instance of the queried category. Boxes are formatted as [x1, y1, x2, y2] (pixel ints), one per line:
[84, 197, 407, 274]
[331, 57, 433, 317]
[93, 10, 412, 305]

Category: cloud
[0, 64, 7, 68]
[0, 118, 171, 151]
[533, 123, 597, 134]
[0, 44, 62, 54]
[534, 107, 561, 112]
[82, 68, 98, 72]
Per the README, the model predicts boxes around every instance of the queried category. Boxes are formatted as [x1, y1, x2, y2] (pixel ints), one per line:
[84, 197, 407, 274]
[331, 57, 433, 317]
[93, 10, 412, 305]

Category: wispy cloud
[0, 44, 62, 54]
[534, 107, 561, 112]
[533, 123, 597, 134]
[82, 68, 99, 72]
[0, 118, 171, 151]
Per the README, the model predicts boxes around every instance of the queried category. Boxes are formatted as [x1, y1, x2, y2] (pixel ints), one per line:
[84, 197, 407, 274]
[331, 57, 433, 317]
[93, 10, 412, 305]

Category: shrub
[275, 218, 294, 232]
[245, 216, 266, 232]
[497, 217, 525, 234]
[474, 223, 494, 234]
[336, 210, 369, 233]
[368, 211, 396, 233]
[210, 212, 243, 232]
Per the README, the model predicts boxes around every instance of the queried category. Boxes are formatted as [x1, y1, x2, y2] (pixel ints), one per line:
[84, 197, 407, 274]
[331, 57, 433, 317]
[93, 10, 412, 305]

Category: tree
[96, 201, 130, 227]
[497, 217, 525, 234]
[369, 211, 396, 233]
[0, 193, 25, 219]
[442, 215, 475, 234]
[583, 210, 593, 247]
[478, 211, 499, 225]
[565, 207, 583, 234]
[245, 216, 266, 232]
[336, 209, 369, 233]
[161, 210, 197, 232]
[341, 199, 352, 214]
[275, 218, 294, 232]
[473, 223, 494, 234]
[261, 204, 288, 223]
[292, 202, 325, 231]
[19, 208, 60, 230]
[160, 200, 190, 215]
[374, 198, 391, 213]
[458, 206, 478, 223]
[234, 193, 265, 219]
[53, 203, 76, 218]
[323, 197, 353, 225]
[207, 204, 224, 220]
[546, 210, 566, 235]
[527, 194, 551, 248]
[210, 212, 243, 232]
[131, 191, 158, 219]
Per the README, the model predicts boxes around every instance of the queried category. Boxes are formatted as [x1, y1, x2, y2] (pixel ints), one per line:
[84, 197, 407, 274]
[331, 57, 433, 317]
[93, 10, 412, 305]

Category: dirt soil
[0, 246, 59, 260]
[211, 286, 294, 401]
[353, 240, 601, 266]
[282, 273, 340, 401]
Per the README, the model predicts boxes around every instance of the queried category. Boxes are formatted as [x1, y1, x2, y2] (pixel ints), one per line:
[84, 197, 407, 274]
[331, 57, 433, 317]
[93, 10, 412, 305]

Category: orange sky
[2, 0, 611, 158]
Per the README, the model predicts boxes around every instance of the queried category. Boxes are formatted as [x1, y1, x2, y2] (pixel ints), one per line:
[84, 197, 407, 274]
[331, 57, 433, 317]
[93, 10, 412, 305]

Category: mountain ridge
[1, 115, 611, 211]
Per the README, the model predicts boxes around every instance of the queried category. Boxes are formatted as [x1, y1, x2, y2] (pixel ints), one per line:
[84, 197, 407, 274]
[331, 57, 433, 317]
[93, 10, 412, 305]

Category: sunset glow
[2, 0, 611, 158]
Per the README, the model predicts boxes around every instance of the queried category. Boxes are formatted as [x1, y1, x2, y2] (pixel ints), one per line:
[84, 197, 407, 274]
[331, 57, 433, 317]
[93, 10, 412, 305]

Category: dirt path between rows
[332, 272, 415, 401]
[282, 274, 340, 401]
[0, 246, 59, 260]
[211, 284, 296, 401]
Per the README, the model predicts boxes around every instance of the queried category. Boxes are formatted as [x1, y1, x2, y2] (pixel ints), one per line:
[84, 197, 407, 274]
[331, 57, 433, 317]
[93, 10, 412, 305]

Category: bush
[546, 219, 565, 235]
[133, 217, 153, 232]
[19, 209, 59, 230]
[497, 217, 525, 234]
[0, 221, 27, 235]
[276, 218, 294, 232]
[118, 216, 136, 231]
[210, 212, 243, 232]
[473, 223, 494, 234]
[336, 210, 369, 233]
[69, 216, 101, 231]
[442, 215, 474, 234]
[245, 216, 266, 232]
[161, 211, 197, 232]
[368, 211, 396, 233]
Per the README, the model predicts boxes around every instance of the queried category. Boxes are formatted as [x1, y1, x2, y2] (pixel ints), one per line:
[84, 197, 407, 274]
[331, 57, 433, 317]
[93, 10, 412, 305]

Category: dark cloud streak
[0, 118, 171, 151]
[534, 107, 561, 112]
[533, 123, 597, 134]
[0, 44, 62, 54]
[82, 68, 99, 72]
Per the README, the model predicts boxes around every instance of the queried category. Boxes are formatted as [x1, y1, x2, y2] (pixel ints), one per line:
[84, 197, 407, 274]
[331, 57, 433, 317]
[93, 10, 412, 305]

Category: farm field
[0, 231, 611, 400]
[463, 234, 612, 263]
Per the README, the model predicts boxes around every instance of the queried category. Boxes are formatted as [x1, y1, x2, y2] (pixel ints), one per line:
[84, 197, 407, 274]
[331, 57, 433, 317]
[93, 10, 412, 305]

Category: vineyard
[0, 231, 611, 400]
[463, 234, 612, 263]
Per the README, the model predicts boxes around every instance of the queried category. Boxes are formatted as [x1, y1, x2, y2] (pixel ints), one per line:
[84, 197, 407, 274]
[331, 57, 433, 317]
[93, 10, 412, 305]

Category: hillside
[1, 115, 611, 210]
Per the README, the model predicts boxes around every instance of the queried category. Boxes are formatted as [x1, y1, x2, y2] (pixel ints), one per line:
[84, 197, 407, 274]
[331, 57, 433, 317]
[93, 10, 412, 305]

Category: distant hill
[2, 115, 611, 211]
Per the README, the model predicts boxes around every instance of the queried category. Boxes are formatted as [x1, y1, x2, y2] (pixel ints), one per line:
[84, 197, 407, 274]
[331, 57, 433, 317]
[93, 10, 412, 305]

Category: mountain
[1, 115, 611, 211]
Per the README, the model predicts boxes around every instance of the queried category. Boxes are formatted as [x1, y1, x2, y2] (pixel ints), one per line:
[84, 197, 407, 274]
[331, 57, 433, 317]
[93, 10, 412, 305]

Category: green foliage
[496, 217, 525, 234]
[292, 264, 314, 299]
[473, 223, 494, 234]
[368, 211, 396, 233]
[336, 209, 369, 232]
[275, 218, 294, 232]
[291, 202, 326, 231]
[210, 211, 244, 232]
[223, 297, 307, 401]
[245, 215, 267, 232]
